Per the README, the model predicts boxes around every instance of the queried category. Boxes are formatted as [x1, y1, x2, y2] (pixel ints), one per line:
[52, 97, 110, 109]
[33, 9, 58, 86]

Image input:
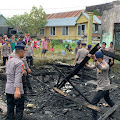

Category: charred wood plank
[0, 66, 6, 69]
[53, 65, 94, 104]
[98, 101, 120, 120]
[30, 71, 58, 76]
[56, 43, 100, 89]
[54, 87, 100, 112]
[101, 49, 120, 61]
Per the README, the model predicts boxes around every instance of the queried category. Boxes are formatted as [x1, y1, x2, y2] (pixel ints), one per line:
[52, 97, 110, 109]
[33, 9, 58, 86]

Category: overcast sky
[0, 0, 115, 18]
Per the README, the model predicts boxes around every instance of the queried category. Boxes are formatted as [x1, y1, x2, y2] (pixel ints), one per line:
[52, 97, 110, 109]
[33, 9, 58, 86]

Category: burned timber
[0, 44, 120, 120]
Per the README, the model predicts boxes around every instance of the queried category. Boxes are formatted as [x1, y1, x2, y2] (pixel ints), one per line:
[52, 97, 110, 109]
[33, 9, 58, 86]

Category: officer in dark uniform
[5, 44, 25, 120]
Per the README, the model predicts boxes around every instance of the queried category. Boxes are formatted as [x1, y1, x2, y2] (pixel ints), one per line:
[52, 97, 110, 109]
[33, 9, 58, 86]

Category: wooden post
[87, 12, 94, 45]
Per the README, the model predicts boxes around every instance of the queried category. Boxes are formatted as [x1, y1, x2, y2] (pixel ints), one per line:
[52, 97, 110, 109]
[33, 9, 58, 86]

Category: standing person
[10, 35, 17, 51]
[3, 35, 8, 40]
[1, 40, 12, 65]
[0, 36, 4, 44]
[74, 41, 81, 56]
[26, 41, 33, 66]
[9, 41, 34, 101]
[34, 40, 37, 50]
[87, 44, 92, 51]
[21, 41, 35, 100]
[50, 44, 54, 55]
[106, 42, 115, 67]
[36, 38, 40, 51]
[100, 42, 110, 64]
[17, 36, 21, 42]
[87, 51, 114, 120]
[23, 34, 31, 43]
[73, 43, 89, 80]
[5, 44, 25, 120]
[101, 42, 106, 50]
[41, 37, 48, 58]
[31, 38, 34, 50]
[47, 37, 50, 51]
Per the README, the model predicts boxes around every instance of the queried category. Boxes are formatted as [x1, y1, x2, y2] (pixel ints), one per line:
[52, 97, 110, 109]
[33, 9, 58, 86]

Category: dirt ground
[0, 64, 120, 120]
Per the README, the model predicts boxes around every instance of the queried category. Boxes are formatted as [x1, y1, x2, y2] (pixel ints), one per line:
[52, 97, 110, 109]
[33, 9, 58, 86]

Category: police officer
[9, 41, 34, 102]
[73, 43, 89, 80]
[100, 42, 110, 64]
[74, 41, 81, 56]
[87, 51, 114, 120]
[5, 44, 25, 120]
[21, 41, 35, 101]
[106, 42, 115, 67]
[1, 39, 12, 65]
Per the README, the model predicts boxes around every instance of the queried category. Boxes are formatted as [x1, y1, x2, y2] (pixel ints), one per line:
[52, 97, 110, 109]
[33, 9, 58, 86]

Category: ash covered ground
[0, 65, 120, 120]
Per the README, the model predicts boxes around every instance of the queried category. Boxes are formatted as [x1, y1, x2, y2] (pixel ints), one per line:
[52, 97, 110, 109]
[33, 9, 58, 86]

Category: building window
[62, 26, 69, 35]
[95, 24, 98, 32]
[40, 28, 45, 35]
[77, 24, 85, 35]
[50, 27, 56, 36]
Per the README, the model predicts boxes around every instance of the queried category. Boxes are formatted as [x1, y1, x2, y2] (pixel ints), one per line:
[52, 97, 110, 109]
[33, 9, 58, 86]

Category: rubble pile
[0, 65, 120, 120]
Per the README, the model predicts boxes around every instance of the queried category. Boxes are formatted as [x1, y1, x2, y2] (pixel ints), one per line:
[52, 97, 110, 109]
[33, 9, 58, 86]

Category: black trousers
[22, 74, 33, 96]
[26, 56, 33, 66]
[75, 63, 84, 80]
[3, 57, 8, 65]
[6, 94, 24, 120]
[108, 59, 114, 68]
[91, 90, 114, 120]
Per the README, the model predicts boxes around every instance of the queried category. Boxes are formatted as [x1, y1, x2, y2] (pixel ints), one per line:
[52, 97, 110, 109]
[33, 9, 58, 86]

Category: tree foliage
[5, 6, 47, 35]
[93, 10, 102, 16]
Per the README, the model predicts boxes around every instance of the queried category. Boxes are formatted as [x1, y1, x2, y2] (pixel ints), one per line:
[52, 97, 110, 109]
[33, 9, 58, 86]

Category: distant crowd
[0, 34, 56, 66]
[0, 34, 115, 67]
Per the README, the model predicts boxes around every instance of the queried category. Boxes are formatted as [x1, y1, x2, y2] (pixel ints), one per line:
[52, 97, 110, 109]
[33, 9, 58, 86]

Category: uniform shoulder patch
[102, 63, 106, 66]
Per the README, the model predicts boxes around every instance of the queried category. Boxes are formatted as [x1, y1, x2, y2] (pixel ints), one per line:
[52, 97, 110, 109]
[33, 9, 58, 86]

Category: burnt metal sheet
[114, 23, 120, 50]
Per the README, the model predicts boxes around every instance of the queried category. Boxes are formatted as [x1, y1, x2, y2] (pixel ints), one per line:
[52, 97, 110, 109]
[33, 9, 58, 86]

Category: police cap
[95, 51, 103, 58]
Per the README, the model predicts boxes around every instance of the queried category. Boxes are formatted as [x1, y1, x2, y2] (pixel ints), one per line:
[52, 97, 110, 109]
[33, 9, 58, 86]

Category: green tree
[5, 6, 47, 35]
[30, 6, 47, 36]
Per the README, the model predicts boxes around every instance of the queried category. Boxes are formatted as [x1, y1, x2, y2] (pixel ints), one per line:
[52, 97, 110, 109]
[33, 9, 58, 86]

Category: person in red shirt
[0, 36, 4, 44]
[23, 34, 31, 43]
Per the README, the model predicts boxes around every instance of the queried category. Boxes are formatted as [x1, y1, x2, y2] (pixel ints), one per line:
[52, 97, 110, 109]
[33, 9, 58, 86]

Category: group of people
[73, 41, 115, 120]
[0, 34, 116, 120]
[0, 34, 55, 66]
[65, 44, 73, 52]
[0, 34, 56, 120]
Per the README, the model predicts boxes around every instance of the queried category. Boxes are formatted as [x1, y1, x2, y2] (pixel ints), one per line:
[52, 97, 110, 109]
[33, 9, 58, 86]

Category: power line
[0, 6, 86, 11]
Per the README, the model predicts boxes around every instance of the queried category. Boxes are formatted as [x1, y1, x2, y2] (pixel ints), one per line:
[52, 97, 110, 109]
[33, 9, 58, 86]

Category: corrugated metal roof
[46, 10, 84, 19]
[82, 12, 101, 24]
[46, 11, 101, 27]
[46, 17, 78, 27]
